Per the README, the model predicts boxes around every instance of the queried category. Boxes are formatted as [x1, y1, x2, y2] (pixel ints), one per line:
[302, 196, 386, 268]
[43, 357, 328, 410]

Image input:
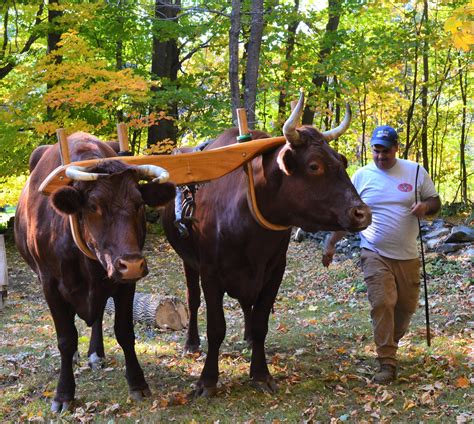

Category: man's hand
[410, 201, 429, 218]
[322, 242, 336, 267]
[322, 231, 347, 267]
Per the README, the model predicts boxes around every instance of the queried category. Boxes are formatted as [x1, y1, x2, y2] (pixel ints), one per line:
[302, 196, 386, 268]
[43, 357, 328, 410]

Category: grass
[0, 230, 472, 423]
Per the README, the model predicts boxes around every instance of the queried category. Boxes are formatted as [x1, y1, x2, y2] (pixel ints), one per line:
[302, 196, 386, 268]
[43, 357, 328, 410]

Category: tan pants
[361, 248, 420, 367]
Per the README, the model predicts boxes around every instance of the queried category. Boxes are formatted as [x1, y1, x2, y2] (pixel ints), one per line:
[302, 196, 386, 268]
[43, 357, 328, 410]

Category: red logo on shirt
[398, 183, 413, 192]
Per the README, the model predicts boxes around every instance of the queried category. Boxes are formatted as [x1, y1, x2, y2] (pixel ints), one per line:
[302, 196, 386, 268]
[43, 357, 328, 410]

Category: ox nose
[115, 256, 148, 280]
[348, 204, 372, 230]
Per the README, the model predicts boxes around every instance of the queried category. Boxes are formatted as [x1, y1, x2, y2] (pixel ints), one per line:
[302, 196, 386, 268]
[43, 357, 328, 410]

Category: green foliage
[0, 0, 471, 207]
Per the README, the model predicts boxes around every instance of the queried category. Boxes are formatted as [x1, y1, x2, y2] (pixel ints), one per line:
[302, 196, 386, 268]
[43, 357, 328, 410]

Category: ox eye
[309, 163, 319, 172]
[88, 203, 100, 214]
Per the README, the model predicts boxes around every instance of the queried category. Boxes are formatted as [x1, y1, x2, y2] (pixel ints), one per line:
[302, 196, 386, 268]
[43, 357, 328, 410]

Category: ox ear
[277, 144, 297, 176]
[139, 181, 176, 207]
[51, 186, 84, 215]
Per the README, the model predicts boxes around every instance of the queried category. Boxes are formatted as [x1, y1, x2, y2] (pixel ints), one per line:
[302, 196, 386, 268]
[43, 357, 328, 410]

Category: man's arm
[410, 196, 441, 218]
[322, 231, 347, 267]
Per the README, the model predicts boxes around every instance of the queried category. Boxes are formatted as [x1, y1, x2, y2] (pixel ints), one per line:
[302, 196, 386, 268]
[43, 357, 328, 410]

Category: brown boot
[372, 364, 397, 384]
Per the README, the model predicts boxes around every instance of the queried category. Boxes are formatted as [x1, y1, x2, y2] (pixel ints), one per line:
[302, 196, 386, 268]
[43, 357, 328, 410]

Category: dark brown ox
[162, 94, 371, 397]
[14, 132, 175, 412]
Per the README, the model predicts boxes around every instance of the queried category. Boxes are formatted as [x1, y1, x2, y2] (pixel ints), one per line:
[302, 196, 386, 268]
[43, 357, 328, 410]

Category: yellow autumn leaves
[444, 2, 474, 52]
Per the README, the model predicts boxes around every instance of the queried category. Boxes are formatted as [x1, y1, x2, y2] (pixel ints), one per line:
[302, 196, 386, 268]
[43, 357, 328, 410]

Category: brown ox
[161, 95, 371, 397]
[14, 132, 175, 412]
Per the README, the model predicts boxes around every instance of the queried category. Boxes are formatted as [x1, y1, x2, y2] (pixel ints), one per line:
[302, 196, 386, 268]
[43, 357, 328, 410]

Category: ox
[161, 94, 372, 397]
[14, 132, 175, 412]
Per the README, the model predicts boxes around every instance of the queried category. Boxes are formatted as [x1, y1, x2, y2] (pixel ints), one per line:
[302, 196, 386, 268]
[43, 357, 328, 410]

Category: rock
[426, 237, 445, 250]
[436, 243, 468, 254]
[445, 225, 474, 243]
[424, 227, 450, 240]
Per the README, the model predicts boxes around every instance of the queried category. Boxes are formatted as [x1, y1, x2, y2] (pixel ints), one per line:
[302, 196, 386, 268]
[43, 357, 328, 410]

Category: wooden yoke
[56, 129, 97, 260]
[236, 110, 290, 232]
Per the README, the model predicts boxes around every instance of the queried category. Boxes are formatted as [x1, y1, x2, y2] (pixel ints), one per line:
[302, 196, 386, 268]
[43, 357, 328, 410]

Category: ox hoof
[184, 343, 201, 354]
[72, 351, 80, 365]
[51, 400, 71, 414]
[129, 387, 152, 401]
[251, 377, 278, 394]
[88, 352, 105, 370]
[191, 383, 217, 398]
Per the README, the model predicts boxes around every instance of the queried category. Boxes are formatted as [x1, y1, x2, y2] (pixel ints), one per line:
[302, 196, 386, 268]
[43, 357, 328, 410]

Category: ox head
[50, 161, 175, 281]
[274, 92, 371, 232]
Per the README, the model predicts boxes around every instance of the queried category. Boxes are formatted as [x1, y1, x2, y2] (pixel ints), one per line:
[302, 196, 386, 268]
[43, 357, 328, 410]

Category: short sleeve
[419, 167, 439, 200]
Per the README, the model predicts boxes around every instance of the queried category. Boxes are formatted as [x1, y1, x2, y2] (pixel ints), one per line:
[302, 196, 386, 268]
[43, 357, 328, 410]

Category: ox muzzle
[345, 204, 372, 231]
[104, 254, 149, 281]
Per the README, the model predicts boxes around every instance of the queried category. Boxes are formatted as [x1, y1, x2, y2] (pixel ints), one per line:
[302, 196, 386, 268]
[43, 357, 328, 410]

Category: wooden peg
[56, 128, 70, 165]
[236, 108, 249, 135]
[117, 123, 129, 153]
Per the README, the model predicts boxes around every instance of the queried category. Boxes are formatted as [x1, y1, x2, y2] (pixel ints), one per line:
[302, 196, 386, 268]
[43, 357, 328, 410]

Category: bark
[115, 1, 125, 123]
[302, 0, 341, 125]
[458, 56, 468, 205]
[105, 292, 188, 330]
[229, 0, 242, 124]
[420, 0, 429, 172]
[277, 0, 300, 125]
[0, 235, 8, 311]
[46, 0, 63, 123]
[148, 0, 180, 148]
[244, 0, 264, 129]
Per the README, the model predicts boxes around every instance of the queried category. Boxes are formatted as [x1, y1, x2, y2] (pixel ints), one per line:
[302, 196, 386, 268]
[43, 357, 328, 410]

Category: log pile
[105, 292, 188, 330]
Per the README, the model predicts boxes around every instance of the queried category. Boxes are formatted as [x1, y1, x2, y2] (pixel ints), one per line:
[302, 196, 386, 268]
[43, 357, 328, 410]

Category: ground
[0, 228, 472, 423]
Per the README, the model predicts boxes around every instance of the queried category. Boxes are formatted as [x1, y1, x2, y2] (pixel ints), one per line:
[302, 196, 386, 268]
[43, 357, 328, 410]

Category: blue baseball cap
[370, 125, 398, 148]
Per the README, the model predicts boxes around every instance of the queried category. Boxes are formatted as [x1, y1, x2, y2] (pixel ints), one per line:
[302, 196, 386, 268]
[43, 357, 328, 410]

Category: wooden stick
[117, 123, 129, 153]
[56, 129, 71, 164]
[236, 108, 249, 135]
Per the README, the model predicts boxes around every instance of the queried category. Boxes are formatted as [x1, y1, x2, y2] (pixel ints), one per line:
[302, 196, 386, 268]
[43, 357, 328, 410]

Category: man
[323, 125, 441, 384]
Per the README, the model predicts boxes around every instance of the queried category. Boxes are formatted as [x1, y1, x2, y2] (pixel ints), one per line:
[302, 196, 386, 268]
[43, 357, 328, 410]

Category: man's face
[371, 144, 398, 170]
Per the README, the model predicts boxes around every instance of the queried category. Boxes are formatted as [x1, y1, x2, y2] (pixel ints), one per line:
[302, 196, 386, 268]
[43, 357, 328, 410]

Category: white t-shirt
[352, 159, 438, 260]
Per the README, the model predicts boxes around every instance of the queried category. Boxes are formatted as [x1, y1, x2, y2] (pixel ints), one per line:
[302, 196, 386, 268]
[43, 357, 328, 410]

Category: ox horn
[322, 103, 352, 141]
[65, 166, 108, 181]
[136, 165, 170, 183]
[283, 89, 305, 146]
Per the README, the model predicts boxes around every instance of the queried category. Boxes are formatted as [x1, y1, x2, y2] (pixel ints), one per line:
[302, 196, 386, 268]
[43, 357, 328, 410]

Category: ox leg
[88, 307, 106, 370]
[249, 266, 285, 394]
[43, 283, 78, 413]
[184, 264, 201, 353]
[193, 284, 225, 398]
[238, 300, 253, 346]
[112, 285, 151, 400]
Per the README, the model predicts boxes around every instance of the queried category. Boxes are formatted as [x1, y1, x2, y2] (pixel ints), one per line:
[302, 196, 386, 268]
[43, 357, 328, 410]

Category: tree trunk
[46, 0, 63, 123]
[105, 292, 188, 330]
[229, 0, 242, 125]
[0, 235, 8, 310]
[244, 0, 265, 130]
[420, 0, 429, 172]
[458, 56, 468, 205]
[148, 0, 180, 148]
[302, 0, 341, 125]
[277, 0, 300, 126]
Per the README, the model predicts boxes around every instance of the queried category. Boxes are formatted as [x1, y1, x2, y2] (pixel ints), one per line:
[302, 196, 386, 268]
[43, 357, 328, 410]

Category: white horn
[322, 103, 352, 141]
[283, 89, 304, 146]
[65, 166, 107, 181]
[137, 165, 170, 183]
